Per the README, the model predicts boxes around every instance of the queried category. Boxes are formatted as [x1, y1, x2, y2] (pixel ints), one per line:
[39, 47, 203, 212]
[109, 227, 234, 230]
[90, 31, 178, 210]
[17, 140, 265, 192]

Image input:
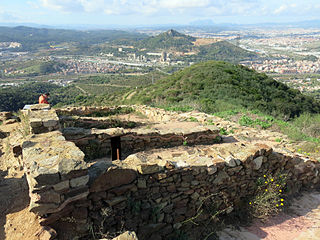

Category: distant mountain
[124, 61, 320, 119]
[136, 29, 196, 50]
[0, 26, 147, 51]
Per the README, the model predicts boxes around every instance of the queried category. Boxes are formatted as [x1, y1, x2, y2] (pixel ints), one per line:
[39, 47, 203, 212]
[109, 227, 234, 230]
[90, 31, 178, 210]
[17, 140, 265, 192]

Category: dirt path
[0, 123, 41, 240]
[218, 192, 320, 240]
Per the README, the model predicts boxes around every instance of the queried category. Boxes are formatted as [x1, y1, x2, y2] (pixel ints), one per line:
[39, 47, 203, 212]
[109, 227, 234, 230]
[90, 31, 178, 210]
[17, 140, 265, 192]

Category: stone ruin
[14, 104, 320, 239]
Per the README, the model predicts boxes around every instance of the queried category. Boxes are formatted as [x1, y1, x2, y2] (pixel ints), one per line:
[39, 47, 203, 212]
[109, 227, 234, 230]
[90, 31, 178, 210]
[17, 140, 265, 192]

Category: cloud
[158, 0, 210, 9]
[39, 0, 86, 12]
[0, 10, 21, 22]
[274, 4, 288, 14]
[37, 0, 320, 18]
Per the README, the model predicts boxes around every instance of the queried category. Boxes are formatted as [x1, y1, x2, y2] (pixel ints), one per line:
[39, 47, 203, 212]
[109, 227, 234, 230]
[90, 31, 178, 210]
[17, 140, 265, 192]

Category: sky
[1, 0, 320, 26]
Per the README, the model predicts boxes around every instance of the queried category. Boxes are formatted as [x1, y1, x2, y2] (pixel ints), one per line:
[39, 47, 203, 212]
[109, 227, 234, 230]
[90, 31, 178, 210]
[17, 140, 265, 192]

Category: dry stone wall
[62, 126, 220, 161]
[17, 105, 320, 240]
[24, 104, 60, 134]
[68, 142, 319, 240]
[22, 131, 89, 216]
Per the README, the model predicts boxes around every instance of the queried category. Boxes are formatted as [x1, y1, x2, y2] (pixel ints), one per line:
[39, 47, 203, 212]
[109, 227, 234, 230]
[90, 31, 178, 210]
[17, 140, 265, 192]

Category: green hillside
[124, 61, 320, 119]
[136, 29, 196, 50]
[0, 26, 147, 51]
[189, 41, 258, 63]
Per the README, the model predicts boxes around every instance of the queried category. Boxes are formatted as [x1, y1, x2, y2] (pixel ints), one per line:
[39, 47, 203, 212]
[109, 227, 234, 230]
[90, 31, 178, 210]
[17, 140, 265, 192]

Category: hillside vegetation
[124, 61, 320, 119]
[136, 29, 196, 51]
[185, 41, 259, 63]
[0, 26, 147, 51]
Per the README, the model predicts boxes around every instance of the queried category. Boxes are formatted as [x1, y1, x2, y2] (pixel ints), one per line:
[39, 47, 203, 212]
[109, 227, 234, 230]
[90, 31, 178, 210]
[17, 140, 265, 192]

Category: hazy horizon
[1, 0, 320, 27]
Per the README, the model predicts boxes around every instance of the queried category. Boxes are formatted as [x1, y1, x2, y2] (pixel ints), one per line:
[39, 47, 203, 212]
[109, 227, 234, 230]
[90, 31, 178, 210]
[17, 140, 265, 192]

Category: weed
[214, 109, 240, 119]
[206, 119, 215, 125]
[238, 115, 272, 129]
[275, 138, 282, 143]
[249, 174, 287, 220]
[213, 136, 222, 143]
[189, 116, 198, 122]
[219, 127, 228, 135]
[238, 115, 254, 126]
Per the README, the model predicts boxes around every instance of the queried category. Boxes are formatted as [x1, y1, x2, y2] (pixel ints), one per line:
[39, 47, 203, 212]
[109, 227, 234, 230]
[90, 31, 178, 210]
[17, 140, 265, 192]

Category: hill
[124, 61, 320, 119]
[0, 26, 147, 51]
[136, 29, 196, 50]
[186, 41, 259, 63]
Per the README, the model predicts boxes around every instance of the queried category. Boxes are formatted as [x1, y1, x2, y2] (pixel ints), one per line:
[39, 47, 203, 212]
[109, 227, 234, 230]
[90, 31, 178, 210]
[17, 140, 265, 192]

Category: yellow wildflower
[249, 202, 252, 205]
[281, 203, 284, 206]
[265, 181, 268, 184]
[265, 189, 268, 192]
[276, 204, 279, 207]
[264, 175, 266, 177]
[270, 178, 274, 182]
[281, 199, 284, 202]
[279, 189, 282, 192]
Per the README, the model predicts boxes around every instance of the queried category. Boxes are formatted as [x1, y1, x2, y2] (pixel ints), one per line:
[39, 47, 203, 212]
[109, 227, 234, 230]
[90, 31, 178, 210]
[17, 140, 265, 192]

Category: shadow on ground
[0, 169, 30, 240]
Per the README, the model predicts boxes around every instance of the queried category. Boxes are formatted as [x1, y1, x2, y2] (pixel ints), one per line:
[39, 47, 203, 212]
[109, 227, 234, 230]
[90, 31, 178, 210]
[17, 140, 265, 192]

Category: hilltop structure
[1, 104, 320, 239]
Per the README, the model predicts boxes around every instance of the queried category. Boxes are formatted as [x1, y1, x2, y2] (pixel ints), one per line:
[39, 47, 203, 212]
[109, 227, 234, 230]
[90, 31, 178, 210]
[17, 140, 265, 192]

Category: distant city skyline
[1, 0, 320, 26]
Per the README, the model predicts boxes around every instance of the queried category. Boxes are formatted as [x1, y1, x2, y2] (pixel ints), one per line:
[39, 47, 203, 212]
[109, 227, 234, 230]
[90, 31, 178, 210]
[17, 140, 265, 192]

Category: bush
[249, 174, 287, 219]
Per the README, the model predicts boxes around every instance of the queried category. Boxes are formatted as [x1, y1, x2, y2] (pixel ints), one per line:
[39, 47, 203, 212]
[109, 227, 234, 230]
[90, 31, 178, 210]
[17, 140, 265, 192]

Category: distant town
[1, 26, 320, 96]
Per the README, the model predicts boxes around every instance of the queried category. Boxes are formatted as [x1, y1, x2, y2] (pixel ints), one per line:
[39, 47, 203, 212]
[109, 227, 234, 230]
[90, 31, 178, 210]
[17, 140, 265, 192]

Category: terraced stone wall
[48, 142, 320, 240]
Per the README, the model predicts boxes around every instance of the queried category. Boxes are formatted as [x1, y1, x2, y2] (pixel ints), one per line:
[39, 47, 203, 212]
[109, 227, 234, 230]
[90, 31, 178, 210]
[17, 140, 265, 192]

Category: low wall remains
[17, 105, 320, 240]
[62, 126, 220, 161]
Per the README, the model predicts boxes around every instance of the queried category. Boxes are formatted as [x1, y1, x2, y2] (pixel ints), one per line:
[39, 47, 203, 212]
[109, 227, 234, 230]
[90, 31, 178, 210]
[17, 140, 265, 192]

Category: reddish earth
[219, 192, 320, 240]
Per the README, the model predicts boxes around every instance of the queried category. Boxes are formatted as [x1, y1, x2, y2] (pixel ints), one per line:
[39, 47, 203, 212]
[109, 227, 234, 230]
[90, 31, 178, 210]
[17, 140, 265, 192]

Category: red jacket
[39, 95, 49, 104]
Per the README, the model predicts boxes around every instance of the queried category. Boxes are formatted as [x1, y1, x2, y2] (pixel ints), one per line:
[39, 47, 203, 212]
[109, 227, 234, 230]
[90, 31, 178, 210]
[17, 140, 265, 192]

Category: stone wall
[24, 104, 60, 134]
[22, 131, 89, 217]
[48, 141, 320, 240]
[17, 104, 320, 240]
[56, 106, 133, 117]
[62, 126, 220, 161]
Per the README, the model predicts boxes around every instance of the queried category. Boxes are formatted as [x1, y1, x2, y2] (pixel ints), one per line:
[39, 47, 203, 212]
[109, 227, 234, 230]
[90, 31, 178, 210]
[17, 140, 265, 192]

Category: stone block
[253, 156, 264, 170]
[70, 175, 89, 188]
[33, 173, 61, 188]
[112, 231, 138, 240]
[224, 156, 237, 167]
[137, 179, 147, 189]
[53, 180, 70, 193]
[90, 168, 137, 192]
[33, 190, 61, 204]
[212, 171, 230, 185]
[105, 196, 127, 207]
[29, 119, 43, 128]
[64, 186, 88, 199]
[43, 120, 58, 128]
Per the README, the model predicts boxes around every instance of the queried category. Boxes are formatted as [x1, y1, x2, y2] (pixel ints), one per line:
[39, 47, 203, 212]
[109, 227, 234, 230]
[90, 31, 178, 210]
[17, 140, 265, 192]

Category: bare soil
[0, 123, 42, 240]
